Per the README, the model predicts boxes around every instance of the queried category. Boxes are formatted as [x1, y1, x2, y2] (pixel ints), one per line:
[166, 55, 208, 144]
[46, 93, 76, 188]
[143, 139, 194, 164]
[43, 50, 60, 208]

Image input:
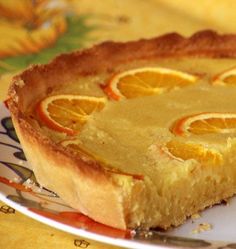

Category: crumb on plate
[191, 223, 212, 234]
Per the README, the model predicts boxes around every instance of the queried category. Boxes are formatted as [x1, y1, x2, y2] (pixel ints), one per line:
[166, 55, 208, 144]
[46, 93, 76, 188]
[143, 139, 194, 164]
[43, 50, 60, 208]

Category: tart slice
[7, 30, 236, 230]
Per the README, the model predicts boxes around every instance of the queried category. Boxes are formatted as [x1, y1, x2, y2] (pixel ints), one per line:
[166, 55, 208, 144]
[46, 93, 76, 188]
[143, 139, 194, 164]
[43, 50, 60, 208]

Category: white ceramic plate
[0, 102, 236, 249]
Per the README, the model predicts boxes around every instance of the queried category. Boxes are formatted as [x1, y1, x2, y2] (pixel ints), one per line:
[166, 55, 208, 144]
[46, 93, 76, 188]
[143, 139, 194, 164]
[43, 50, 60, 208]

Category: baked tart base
[7, 30, 236, 230]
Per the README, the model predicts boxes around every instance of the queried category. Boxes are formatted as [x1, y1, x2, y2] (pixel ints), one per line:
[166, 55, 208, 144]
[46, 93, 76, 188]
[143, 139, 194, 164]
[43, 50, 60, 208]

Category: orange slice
[212, 67, 236, 85]
[60, 138, 84, 150]
[171, 112, 236, 136]
[36, 95, 106, 135]
[60, 138, 143, 180]
[165, 140, 223, 166]
[103, 67, 198, 100]
[60, 138, 94, 158]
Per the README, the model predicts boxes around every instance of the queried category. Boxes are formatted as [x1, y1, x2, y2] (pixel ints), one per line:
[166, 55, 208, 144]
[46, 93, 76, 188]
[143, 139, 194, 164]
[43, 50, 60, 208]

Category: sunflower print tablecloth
[1, 1, 236, 248]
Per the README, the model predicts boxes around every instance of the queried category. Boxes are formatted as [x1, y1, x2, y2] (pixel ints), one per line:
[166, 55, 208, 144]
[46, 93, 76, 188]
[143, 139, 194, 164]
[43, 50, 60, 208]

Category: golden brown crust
[7, 30, 236, 229]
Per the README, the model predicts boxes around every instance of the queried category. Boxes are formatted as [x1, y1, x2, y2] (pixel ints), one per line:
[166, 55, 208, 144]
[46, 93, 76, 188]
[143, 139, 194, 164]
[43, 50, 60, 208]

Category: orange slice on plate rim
[171, 112, 236, 136]
[36, 95, 106, 135]
[103, 67, 198, 100]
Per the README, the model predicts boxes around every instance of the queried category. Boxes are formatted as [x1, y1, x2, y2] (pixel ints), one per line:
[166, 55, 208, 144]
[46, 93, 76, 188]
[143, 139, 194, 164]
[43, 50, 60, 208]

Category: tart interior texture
[36, 58, 236, 169]
[7, 31, 236, 230]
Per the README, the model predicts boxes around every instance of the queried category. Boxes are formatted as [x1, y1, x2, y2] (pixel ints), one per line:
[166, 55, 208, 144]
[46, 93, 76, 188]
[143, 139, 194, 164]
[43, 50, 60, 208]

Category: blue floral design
[0, 116, 26, 161]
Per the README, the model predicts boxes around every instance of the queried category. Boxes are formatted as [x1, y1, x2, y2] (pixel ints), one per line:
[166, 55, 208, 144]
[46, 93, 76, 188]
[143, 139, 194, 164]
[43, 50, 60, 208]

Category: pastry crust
[7, 30, 236, 230]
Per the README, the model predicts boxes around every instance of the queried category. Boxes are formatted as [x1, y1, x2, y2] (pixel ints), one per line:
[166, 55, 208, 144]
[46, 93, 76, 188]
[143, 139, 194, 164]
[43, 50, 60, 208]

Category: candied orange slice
[60, 138, 143, 180]
[212, 67, 236, 85]
[165, 140, 223, 166]
[61, 139, 83, 151]
[171, 112, 236, 136]
[103, 67, 198, 100]
[36, 95, 106, 135]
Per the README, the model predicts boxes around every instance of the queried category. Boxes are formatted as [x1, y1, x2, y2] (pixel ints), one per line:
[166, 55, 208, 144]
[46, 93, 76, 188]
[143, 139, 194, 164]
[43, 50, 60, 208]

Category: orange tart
[7, 30, 236, 230]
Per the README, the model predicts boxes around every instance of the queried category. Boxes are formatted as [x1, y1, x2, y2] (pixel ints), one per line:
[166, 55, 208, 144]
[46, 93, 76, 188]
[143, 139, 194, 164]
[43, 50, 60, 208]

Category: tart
[7, 30, 236, 230]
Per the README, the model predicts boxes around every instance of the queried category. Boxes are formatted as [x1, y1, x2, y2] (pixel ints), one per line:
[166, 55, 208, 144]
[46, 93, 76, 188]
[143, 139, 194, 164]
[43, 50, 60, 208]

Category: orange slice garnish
[212, 67, 236, 85]
[60, 138, 143, 180]
[165, 140, 223, 166]
[103, 67, 198, 100]
[60, 138, 85, 151]
[171, 112, 236, 136]
[36, 95, 106, 135]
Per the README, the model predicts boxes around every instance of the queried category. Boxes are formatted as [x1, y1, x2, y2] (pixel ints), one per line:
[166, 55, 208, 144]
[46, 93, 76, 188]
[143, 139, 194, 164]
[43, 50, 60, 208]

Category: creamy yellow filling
[41, 58, 236, 179]
[72, 58, 235, 167]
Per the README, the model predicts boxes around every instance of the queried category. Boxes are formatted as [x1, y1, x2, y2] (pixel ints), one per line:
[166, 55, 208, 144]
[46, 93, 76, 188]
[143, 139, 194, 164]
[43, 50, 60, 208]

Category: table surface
[1, 1, 236, 248]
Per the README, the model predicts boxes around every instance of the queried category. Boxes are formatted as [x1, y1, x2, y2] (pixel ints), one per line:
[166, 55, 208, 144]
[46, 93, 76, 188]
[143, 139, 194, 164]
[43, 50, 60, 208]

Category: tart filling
[7, 31, 236, 229]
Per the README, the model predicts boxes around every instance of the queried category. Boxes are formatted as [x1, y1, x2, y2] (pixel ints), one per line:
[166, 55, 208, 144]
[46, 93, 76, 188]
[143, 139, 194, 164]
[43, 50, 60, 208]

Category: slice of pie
[7, 30, 236, 230]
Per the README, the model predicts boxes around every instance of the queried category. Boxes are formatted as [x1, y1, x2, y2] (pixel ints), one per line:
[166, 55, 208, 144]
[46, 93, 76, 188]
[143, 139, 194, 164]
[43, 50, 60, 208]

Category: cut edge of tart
[6, 30, 236, 230]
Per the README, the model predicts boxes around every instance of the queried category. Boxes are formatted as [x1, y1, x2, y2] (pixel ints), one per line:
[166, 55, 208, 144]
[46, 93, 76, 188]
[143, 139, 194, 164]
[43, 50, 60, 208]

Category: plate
[0, 102, 236, 249]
